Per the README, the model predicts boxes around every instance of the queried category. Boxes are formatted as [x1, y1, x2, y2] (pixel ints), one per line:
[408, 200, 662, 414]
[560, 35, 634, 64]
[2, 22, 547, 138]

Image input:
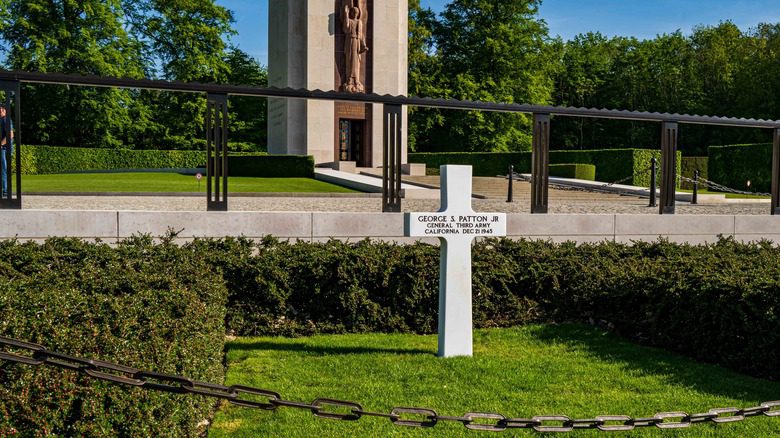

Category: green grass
[209, 324, 780, 437]
[20, 172, 356, 193]
[678, 188, 770, 199]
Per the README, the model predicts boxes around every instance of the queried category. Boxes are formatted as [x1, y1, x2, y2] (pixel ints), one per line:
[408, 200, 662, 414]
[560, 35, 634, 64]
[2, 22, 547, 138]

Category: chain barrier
[509, 166, 653, 197]
[677, 174, 771, 197]
[2, 336, 779, 433]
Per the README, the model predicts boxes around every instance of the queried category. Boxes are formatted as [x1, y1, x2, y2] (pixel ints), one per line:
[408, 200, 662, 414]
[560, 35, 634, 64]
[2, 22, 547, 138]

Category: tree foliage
[0, 0, 267, 151]
[410, 0, 556, 152]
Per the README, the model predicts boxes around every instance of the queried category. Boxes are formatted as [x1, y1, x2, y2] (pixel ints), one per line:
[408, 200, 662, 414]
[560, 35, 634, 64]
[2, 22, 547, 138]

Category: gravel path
[21, 195, 771, 215]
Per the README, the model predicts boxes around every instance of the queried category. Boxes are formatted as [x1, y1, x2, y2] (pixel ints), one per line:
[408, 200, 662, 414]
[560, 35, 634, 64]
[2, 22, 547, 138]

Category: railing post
[660, 122, 678, 215]
[772, 128, 780, 215]
[382, 104, 403, 213]
[531, 114, 550, 214]
[206, 93, 229, 212]
[649, 158, 657, 207]
[0, 80, 21, 209]
[506, 165, 514, 203]
[692, 169, 699, 205]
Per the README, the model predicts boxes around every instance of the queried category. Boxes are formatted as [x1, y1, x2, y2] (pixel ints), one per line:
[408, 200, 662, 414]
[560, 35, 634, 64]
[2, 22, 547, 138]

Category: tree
[412, 0, 556, 152]
[0, 0, 147, 148]
[223, 48, 268, 150]
[126, 0, 235, 148]
[407, 0, 442, 151]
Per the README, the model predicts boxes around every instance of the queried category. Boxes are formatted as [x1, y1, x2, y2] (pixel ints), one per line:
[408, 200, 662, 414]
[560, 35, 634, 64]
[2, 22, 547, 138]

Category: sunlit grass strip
[209, 324, 780, 437]
[21, 172, 356, 193]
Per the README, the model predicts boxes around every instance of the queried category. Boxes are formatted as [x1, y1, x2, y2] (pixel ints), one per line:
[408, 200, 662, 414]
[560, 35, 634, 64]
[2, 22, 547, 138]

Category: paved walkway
[22, 194, 770, 215]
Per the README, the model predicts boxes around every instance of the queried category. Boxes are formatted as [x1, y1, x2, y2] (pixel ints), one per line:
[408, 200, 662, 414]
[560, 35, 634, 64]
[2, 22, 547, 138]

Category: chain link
[512, 166, 654, 198]
[678, 174, 772, 197]
[1, 335, 779, 433]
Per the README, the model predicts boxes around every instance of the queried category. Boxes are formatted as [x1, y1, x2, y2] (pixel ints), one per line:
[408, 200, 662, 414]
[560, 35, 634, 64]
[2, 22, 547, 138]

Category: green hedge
[709, 143, 772, 193]
[14, 146, 314, 178]
[17, 145, 205, 175]
[410, 149, 681, 187]
[227, 155, 314, 178]
[681, 156, 709, 190]
[2, 236, 779, 436]
[195, 236, 780, 380]
[0, 237, 228, 436]
[549, 163, 596, 181]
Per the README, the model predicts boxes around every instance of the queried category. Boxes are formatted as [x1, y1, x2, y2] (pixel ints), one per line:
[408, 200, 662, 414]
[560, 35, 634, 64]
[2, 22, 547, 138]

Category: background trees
[409, 3, 780, 155]
[0, 1, 777, 154]
[0, 0, 267, 150]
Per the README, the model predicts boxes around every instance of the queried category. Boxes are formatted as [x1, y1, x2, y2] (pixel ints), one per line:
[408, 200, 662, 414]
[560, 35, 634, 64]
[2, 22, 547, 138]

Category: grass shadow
[226, 339, 433, 357]
[531, 323, 780, 402]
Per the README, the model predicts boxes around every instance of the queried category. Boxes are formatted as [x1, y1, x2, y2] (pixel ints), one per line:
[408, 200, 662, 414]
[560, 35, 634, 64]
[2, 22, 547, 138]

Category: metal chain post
[649, 158, 657, 207]
[506, 165, 514, 203]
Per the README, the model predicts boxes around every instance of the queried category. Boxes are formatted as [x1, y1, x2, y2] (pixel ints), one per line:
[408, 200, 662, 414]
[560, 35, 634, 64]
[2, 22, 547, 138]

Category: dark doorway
[338, 119, 364, 164]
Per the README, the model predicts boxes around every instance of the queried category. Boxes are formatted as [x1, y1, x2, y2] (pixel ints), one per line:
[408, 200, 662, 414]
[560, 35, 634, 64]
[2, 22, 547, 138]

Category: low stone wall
[2, 211, 779, 244]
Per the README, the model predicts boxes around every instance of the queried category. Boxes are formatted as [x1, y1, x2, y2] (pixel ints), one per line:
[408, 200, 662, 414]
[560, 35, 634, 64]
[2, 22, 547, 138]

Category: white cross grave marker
[405, 165, 507, 357]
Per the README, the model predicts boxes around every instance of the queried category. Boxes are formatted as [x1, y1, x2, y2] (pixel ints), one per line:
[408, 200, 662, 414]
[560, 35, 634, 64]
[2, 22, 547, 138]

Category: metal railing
[0, 70, 778, 214]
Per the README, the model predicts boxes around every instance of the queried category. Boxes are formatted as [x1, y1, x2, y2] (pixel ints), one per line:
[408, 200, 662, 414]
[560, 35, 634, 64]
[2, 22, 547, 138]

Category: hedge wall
[14, 146, 314, 178]
[193, 236, 780, 380]
[410, 149, 681, 187]
[549, 163, 596, 181]
[2, 236, 779, 436]
[0, 237, 228, 436]
[17, 146, 205, 175]
[708, 143, 772, 193]
[681, 156, 709, 190]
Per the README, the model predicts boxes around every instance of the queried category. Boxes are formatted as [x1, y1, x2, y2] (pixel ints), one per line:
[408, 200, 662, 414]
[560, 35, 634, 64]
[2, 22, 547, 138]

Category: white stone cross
[405, 165, 507, 357]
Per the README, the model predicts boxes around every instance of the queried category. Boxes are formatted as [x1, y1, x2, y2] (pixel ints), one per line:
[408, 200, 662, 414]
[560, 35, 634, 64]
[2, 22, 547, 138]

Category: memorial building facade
[268, 0, 409, 168]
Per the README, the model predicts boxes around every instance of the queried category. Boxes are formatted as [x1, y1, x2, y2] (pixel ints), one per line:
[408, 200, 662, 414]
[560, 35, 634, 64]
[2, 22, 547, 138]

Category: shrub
[681, 156, 709, 190]
[209, 237, 780, 380]
[0, 236, 228, 437]
[549, 163, 596, 181]
[709, 143, 772, 193]
[410, 149, 681, 187]
[17, 146, 205, 175]
[15, 146, 313, 178]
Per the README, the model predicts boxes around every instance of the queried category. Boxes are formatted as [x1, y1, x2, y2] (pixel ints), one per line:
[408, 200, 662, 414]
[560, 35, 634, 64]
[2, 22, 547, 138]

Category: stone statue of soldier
[342, 0, 368, 93]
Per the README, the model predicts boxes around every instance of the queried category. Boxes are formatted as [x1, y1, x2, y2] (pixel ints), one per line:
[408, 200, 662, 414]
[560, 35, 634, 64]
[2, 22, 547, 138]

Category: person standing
[0, 105, 14, 198]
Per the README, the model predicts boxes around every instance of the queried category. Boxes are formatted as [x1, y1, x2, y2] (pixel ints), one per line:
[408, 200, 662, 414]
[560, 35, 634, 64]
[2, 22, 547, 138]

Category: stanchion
[692, 169, 699, 205]
[649, 158, 657, 207]
[506, 165, 514, 203]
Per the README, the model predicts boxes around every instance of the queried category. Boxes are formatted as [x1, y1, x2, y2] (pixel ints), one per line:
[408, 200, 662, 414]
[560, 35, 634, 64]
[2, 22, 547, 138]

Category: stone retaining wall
[2, 211, 778, 244]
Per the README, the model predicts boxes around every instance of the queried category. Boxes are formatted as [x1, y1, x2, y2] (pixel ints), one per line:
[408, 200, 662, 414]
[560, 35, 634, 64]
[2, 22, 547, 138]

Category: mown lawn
[209, 324, 780, 437]
[21, 172, 356, 193]
[678, 188, 770, 199]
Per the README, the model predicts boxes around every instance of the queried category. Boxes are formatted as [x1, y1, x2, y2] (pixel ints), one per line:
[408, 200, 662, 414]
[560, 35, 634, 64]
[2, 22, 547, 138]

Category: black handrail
[0, 70, 778, 129]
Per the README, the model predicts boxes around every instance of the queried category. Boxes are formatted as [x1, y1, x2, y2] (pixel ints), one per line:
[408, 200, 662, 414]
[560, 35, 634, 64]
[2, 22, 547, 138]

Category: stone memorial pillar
[268, 0, 408, 169]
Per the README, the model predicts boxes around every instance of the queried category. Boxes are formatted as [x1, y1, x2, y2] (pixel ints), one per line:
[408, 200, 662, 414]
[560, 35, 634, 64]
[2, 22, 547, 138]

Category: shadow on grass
[226, 340, 433, 357]
[531, 323, 780, 402]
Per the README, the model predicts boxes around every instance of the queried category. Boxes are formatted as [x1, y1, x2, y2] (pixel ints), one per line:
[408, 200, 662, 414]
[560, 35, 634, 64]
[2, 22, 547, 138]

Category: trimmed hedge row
[194, 237, 780, 380]
[549, 163, 596, 181]
[14, 145, 314, 178]
[0, 237, 228, 436]
[410, 149, 681, 187]
[681, 156, 709, 190]
[708, 143, 772, 193]
[16, 145, 205, 175]
[2, 236, 779, 436]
